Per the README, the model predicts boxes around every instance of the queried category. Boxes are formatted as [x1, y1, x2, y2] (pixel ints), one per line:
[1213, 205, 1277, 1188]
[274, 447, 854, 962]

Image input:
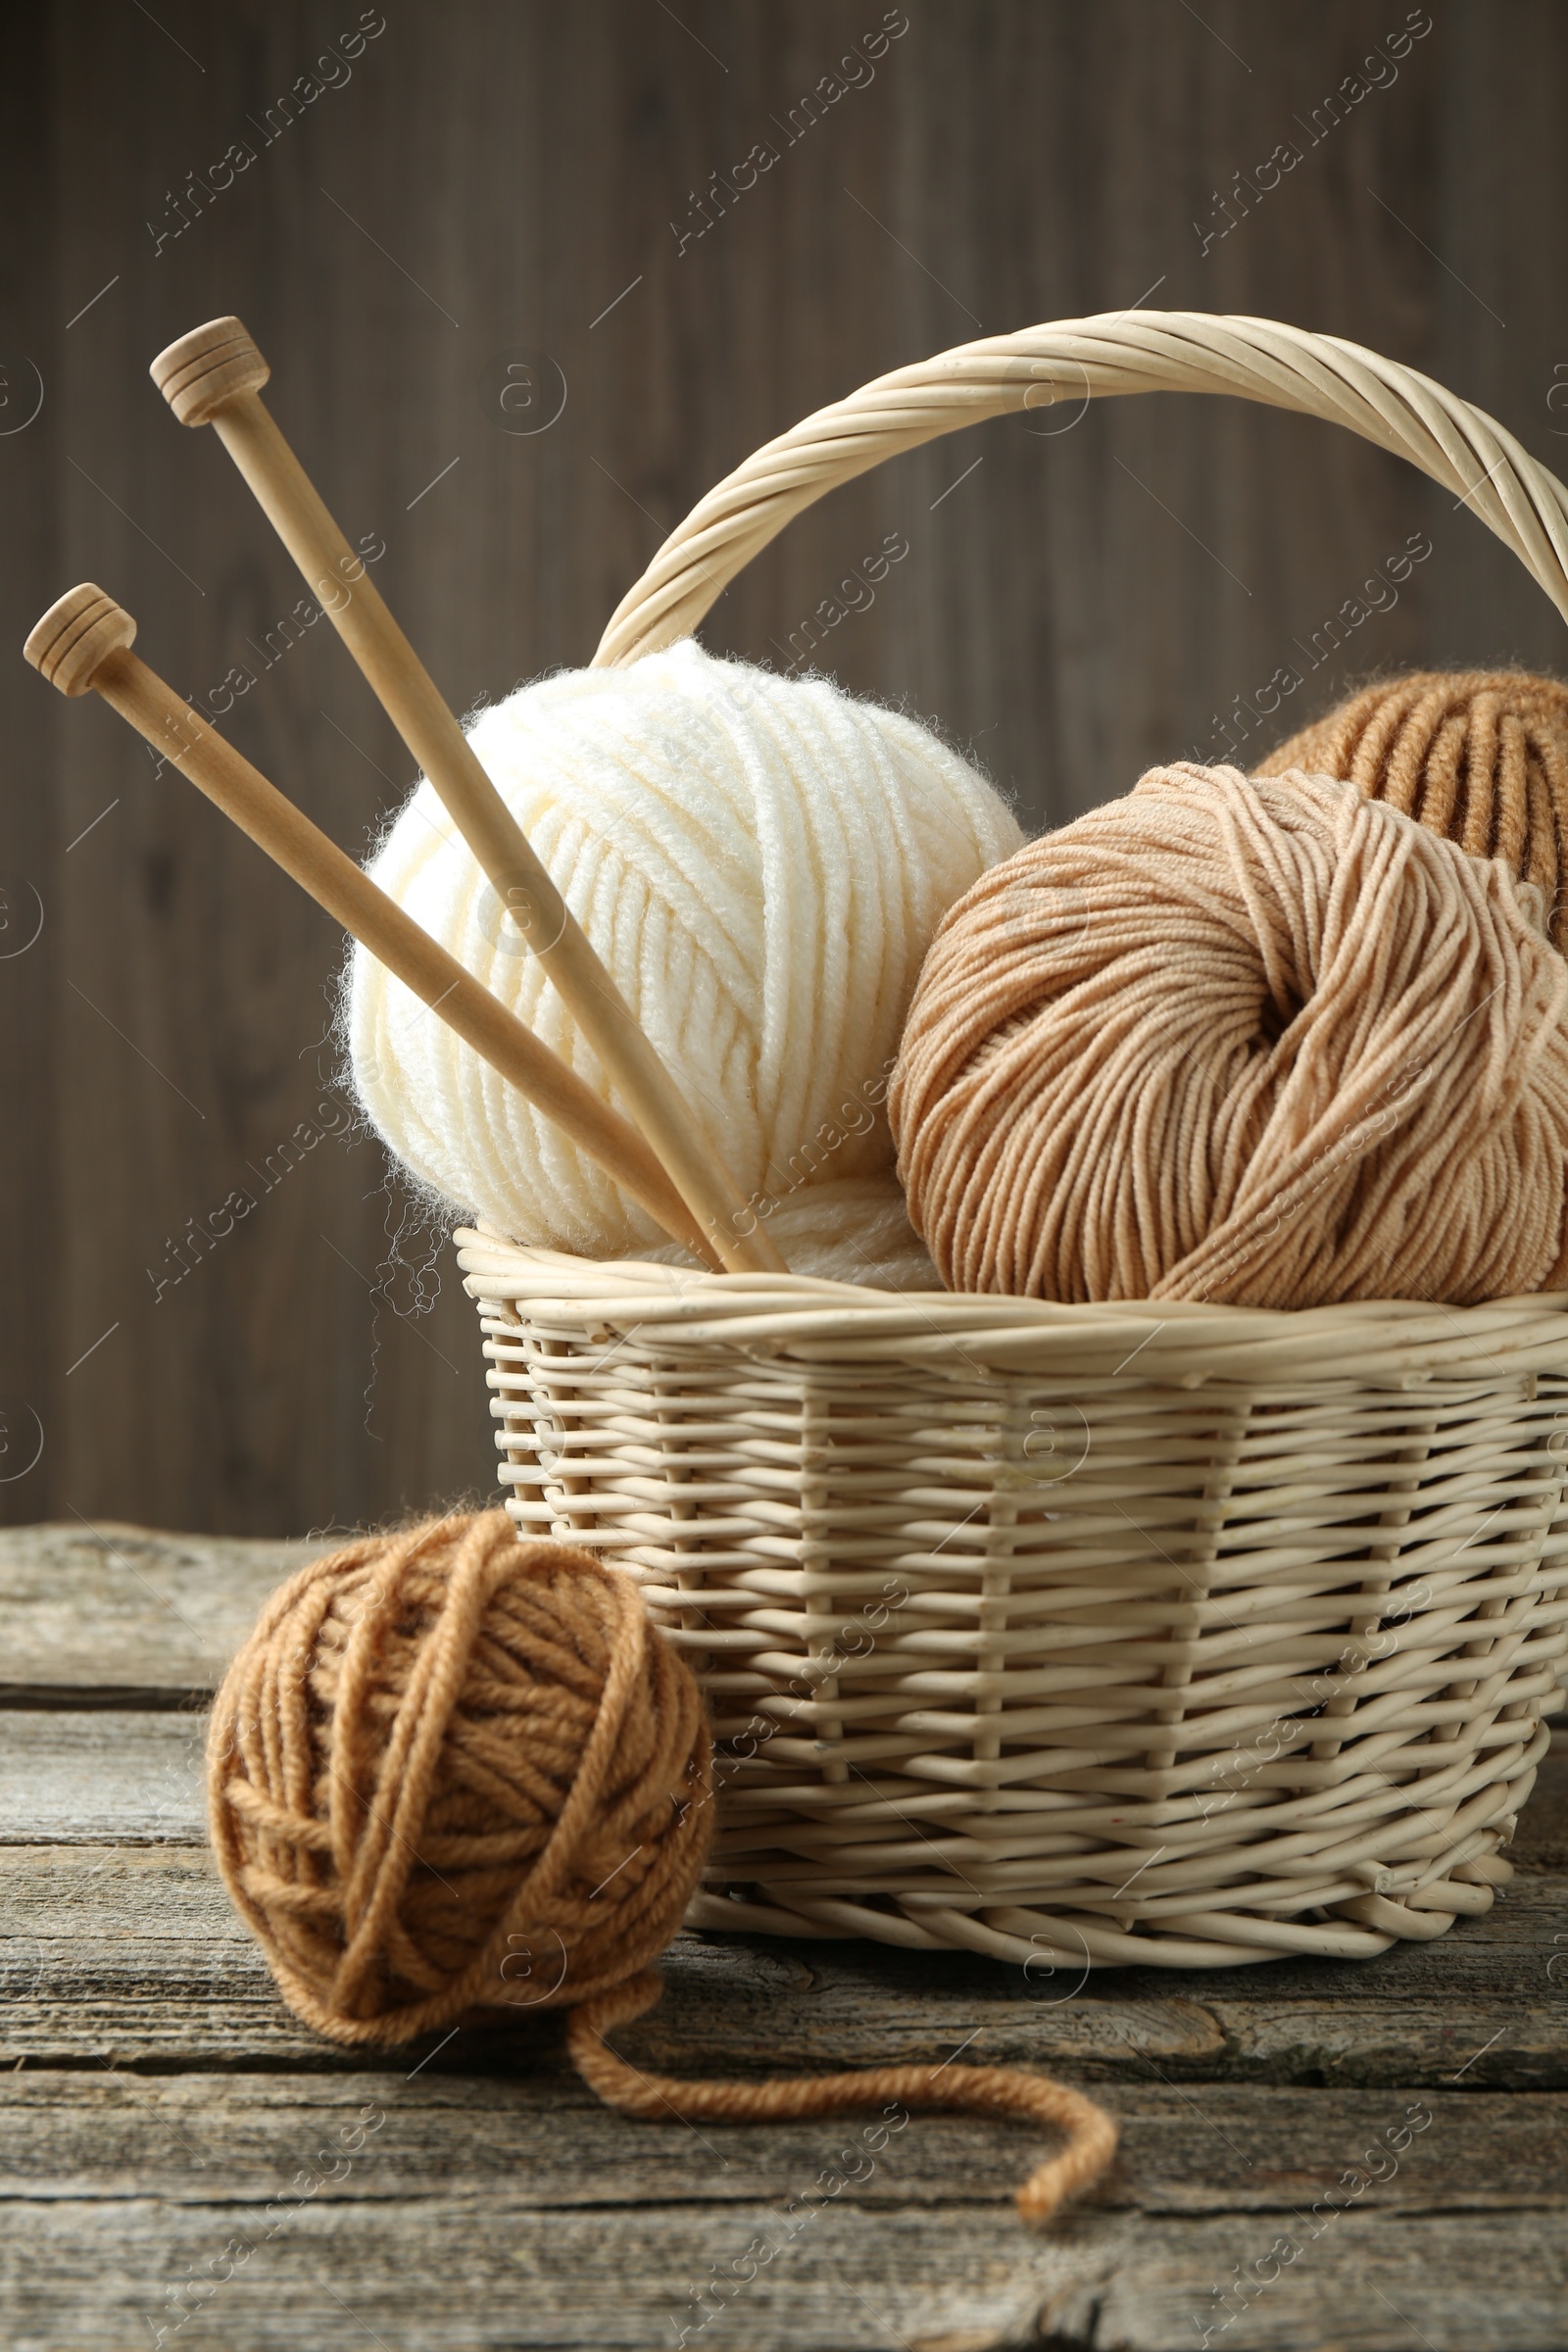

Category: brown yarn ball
[207, 1508, 712, 2046]
[891, 763, 1568, 1309]
[1255, 669, 1568, 945]
[207, 1507, 1123, 2225]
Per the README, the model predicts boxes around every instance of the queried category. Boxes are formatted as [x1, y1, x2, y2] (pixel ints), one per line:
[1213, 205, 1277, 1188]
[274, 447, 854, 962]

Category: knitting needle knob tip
[24, 584, 136, 697]
[151, 316, 270, 426]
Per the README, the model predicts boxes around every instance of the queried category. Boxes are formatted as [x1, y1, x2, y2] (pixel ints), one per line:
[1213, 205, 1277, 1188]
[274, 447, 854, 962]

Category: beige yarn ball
[892, 763, 1568, 1309]
[348, 641, 1020, 1257]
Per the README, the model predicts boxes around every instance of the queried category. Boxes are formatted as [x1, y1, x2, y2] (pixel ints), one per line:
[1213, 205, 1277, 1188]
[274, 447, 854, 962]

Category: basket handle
[591, 310, 1568, 667]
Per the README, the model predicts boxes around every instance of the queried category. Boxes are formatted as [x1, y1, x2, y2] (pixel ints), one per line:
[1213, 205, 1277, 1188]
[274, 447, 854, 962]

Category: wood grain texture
[4, 1525, 1568, 2346]
[6, 1839, 1567, 2088]
[1, 3, 1564, 1535]
[4, 2202, 1564, 2352]
[0, 1522, 317, 1698]
[7, 2072, 1558, 2214]
[0, 6, 59, 1547]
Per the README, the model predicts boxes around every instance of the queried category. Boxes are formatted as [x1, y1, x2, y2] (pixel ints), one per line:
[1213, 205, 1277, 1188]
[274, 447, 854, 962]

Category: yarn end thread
[565, 1968, 1118, 2226]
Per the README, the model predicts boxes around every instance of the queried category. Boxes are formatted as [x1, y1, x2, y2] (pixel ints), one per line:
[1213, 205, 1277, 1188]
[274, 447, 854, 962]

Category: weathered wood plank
[0, 2199, 1560, 2352]
[1, 2079, 1558, 2348]
[2, 3, 1563, 1544]
[2, 2071, 1558, 2216]
[20, 1708, 1561, 1873]
[5, 1847, 1566, 2088]
[0, 1711, 206, 1840]
[0, 13, 60, 1552]
[0, 1524, 314, 1702]
[4, 1534, 1563, 2347]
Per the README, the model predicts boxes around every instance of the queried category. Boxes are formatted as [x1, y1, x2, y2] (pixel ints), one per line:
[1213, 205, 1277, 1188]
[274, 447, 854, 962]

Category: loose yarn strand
[567, 1971, 1118, 2227]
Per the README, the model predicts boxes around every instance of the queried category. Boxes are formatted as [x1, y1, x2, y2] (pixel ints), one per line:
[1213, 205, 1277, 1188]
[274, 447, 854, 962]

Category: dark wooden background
[2, 0, 1564, 1537]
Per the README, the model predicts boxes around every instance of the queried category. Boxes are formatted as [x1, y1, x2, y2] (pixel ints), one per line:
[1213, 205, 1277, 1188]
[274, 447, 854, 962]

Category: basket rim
[455, 1225, 1568, 1386]
[591, 309, 1568, 666]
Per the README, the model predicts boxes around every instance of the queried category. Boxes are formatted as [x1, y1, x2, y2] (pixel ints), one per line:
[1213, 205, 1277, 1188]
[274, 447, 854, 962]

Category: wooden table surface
[3, 1522, 1566, 2352]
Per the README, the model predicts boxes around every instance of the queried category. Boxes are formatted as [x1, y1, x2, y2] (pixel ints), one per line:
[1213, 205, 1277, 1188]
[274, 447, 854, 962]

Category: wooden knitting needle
[148, 317, 785, 1278]
[24, 585, 716, 1266]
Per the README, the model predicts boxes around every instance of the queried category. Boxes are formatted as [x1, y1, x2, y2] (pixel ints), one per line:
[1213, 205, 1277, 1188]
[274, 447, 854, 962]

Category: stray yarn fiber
[892, 763, 1568, 1308]
[209, 1509, 1117, 2226]
[1255, 669, 1568, 945]
[346, 641, 1020, 1256]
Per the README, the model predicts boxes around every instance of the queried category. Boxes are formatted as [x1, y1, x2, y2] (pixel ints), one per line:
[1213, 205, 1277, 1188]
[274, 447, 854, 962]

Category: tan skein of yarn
[208, 1508, 1117, 2227]
[891, 763, 1568, 1309]
[1254, 669, 1568, 944]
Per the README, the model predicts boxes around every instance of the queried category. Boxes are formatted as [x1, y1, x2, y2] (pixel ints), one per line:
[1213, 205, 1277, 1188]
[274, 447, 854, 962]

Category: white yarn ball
[347, 640, 1021, 1259]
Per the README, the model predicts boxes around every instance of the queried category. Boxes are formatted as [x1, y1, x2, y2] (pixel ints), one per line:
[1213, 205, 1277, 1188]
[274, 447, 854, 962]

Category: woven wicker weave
[460, 312, 1568, 1970]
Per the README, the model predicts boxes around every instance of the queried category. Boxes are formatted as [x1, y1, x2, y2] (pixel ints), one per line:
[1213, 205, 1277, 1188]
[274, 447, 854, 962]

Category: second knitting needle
[24, 586, 713, 1265]
[149, 317, 785, 1278]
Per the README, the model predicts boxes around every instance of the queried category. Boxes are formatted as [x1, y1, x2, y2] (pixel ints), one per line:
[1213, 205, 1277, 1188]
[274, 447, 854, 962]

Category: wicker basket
[459, 312, 1568, 1972]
